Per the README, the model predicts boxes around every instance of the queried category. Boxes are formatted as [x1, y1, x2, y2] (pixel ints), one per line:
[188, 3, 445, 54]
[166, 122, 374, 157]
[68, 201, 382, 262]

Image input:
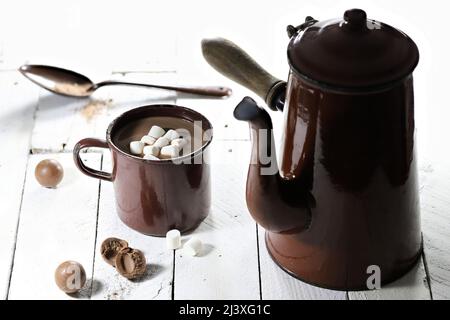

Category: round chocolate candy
[35, 159, 64, 188]
[54, 261, 86, 294]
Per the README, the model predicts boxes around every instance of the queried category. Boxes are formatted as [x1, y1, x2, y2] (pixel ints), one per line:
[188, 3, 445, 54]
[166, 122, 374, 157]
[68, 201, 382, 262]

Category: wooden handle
[201, 37, 283, 103]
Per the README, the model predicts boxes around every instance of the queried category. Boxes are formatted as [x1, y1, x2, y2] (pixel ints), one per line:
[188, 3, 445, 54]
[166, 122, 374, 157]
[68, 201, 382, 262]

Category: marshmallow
[184, 237, 202, 256]
[143, 145, 160, 157]
[166, 229, 181, 250]
[180, 133, 192, 142]
[171, 138, 188, 148]
[176, 128, 191, 138]
[148, 125, 166, 139]
[129, 141, 145, 155]
[160, 145, 180, 159]
[141, 135, 156, 145]
[163, 129, 180, 141]
[153, 136, 170, 148]
[143, 154, 160, 161]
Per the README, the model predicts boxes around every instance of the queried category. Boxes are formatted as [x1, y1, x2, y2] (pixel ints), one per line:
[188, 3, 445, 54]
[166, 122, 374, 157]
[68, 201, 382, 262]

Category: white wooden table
[0, 65, 448, 300]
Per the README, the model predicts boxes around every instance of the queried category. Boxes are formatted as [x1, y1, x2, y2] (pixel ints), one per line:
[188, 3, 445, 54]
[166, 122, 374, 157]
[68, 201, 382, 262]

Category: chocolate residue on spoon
[54, 83, 91, 96]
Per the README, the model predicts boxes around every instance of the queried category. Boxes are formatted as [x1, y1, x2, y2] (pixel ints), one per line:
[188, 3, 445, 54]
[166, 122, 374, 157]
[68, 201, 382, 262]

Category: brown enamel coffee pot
[202, 9, 421, 290]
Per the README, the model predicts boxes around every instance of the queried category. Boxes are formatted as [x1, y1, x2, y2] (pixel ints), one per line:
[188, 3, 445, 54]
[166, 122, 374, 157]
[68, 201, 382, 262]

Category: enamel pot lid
[287, 9, 419, 90]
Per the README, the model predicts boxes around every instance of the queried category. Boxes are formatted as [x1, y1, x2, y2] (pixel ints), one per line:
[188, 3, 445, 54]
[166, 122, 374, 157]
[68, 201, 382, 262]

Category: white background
[0, 0, 447, 161]
[0, 0, 448, 300]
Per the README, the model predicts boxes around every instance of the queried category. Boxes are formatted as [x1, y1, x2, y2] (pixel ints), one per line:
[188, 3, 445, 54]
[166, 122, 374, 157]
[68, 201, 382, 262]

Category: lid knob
[343, 9, 367, 31]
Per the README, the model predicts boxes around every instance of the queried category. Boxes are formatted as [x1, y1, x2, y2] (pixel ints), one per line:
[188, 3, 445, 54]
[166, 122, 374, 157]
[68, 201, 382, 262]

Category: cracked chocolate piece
[115, 247, 147, 280]
[100, 237, 129, 267]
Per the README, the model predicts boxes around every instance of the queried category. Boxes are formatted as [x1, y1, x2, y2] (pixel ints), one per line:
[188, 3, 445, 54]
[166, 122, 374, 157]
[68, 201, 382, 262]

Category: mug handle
[73, 138, 113, 182]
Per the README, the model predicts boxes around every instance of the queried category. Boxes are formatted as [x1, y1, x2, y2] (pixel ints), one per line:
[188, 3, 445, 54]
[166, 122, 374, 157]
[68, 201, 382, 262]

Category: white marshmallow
[148, 125, 166, 139]
[143, 145, 160, 157]
[141, 135, 156, 145]
[143, 154, 160, 161]
[129, 141, 145, 155]
[176, 128, 190, 137]
[160, 145, 180, 159]
[184, 237, 202, 256]
[166, 229, 181, 250]
[163, 129, 180, 141]
[153, 136, 170, 148]
[180, 133, 192, 142]
[171, 138, 188, 148]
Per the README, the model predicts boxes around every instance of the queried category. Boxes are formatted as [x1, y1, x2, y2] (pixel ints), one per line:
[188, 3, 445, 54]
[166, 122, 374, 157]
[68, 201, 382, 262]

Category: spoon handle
[94, 80, 232, 98]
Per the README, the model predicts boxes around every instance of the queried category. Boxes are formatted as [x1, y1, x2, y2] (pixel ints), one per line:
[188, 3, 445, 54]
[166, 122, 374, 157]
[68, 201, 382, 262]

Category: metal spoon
[19, 64, 232, 98]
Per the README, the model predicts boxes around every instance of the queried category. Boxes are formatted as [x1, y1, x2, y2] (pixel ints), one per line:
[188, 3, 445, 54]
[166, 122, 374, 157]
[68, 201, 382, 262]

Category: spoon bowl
[19, 65, 94, 97]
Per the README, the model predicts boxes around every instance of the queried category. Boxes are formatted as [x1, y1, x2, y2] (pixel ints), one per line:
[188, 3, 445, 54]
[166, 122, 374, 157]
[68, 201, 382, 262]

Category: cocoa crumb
[81, 99, 113, 122]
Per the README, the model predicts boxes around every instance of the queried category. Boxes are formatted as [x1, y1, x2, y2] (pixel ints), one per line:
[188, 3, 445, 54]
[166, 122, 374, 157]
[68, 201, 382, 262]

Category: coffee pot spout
[234, 97, 311, 234]
[234, 96, 273, 132]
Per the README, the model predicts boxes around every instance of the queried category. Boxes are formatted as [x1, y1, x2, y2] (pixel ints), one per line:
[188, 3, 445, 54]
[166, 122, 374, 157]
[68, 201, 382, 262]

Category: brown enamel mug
[73, 105, 212, 236]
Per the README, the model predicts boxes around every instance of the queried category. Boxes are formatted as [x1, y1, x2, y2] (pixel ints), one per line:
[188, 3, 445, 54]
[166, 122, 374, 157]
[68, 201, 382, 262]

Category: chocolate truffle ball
[115, 248, 147, 280]
[100, 237, 129, 267]
[54, 261, 86, 294]
[35, 159, 64, 188]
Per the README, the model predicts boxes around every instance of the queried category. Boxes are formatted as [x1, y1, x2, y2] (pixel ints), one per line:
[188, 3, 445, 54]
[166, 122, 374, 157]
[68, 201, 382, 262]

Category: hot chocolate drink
[113, 116, 207, 159]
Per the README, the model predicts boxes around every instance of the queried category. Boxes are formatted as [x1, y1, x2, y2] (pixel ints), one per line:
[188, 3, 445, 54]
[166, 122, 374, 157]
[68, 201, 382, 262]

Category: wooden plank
[419, 159, 450, 299]
[8, 153, 101, 300]
[348, 258, 431, 300]
[31, 72, 177, 153]
[258, 227, 347, 300]
[174, 140, 260, 299]
[91, 153, 173, 300]
[175, 75, 251, 141]
[176, 92, 249, 141]
[0, 73, 39, 299]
